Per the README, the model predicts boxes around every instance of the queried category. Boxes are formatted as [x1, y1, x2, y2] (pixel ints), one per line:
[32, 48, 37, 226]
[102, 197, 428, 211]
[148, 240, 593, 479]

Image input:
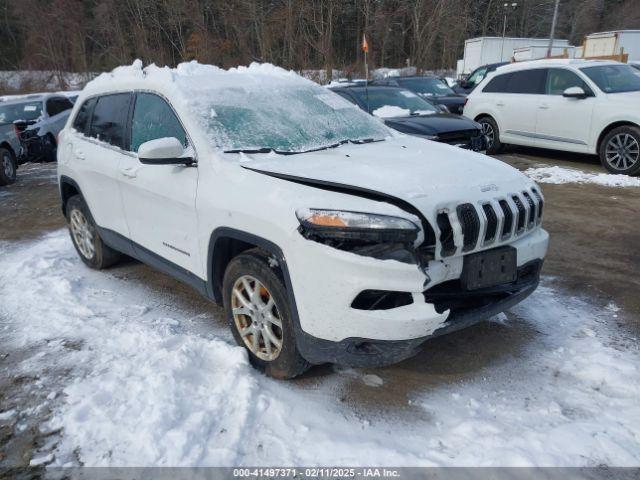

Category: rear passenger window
[46, 97, 73, 116]
[72, 98, 96, 134]
[483, 73, 511, 93]
[88, 93, 131, 148]
[130, 93, 187, 153]
[504, 69, 547, 94]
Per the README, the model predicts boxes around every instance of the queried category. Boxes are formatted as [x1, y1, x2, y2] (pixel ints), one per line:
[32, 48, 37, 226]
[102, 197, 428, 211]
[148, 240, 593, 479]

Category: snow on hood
[240, 135, 530, 207]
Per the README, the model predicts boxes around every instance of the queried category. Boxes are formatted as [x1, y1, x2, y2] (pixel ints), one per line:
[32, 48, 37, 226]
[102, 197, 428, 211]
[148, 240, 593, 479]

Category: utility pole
[547, 0, 561, 57]
[500, 3, 518, 61]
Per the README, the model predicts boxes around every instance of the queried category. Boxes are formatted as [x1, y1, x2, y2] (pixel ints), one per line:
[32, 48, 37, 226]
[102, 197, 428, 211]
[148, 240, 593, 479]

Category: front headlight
[296, 209, 419, 243]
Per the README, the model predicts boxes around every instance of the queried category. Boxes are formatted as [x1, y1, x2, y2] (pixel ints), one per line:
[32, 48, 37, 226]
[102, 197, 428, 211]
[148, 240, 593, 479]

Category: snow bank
[372, 105, 410, 118]
[2, 231, 640, 467]
[525, 166, 640, 187]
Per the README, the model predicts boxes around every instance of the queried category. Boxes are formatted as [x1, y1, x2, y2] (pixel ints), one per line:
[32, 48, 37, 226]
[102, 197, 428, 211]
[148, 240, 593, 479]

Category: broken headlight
[296, 209, 419, 263]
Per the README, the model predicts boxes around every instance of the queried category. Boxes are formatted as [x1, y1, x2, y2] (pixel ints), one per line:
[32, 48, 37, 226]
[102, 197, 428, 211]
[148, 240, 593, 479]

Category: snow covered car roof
[78, 60, 393, 155]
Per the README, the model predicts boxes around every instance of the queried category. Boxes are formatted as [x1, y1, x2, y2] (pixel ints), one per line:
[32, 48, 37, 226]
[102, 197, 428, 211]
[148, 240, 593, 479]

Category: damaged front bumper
[287, 227, 548, 367]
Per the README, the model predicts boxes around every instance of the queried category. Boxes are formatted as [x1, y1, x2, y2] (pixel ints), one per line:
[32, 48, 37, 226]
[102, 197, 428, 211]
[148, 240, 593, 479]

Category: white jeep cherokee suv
[58, 61, 549, 378]
[464, 59, 640, 175]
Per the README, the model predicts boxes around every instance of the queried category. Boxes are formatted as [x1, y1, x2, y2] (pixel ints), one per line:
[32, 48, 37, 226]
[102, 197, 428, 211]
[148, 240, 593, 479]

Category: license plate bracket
[461, 247, 517, 290]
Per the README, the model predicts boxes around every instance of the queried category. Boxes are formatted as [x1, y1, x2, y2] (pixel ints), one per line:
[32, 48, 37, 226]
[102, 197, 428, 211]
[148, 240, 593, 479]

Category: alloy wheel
[481, 122, 495, 149]
[2, 153, 14, 179]
[605, 133, 639, 171]
[231, 275, 283, 361]
[69, 209, 95, 259]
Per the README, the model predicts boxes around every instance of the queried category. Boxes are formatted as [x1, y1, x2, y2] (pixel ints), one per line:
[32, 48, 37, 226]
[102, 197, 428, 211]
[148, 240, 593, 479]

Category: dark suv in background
[373, 75, 467, 114]
[330, 85, 485, 151]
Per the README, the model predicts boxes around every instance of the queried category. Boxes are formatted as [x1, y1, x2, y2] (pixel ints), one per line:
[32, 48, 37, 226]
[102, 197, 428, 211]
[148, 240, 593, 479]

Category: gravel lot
[0, 149, 638, 472]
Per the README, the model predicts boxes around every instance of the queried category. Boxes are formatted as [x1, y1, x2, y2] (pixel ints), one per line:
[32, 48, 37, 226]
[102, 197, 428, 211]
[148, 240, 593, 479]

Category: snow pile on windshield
[525, 166, 640, 187]
[372, 105, 411, 118]
[2, 231, 640, 467]
[85, 60, 391, 154]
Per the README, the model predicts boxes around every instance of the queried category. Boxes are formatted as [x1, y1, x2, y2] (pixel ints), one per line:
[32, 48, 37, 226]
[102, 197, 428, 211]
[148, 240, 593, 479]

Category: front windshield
[398, 77, 455, 96]
[351, 89, 438, 117]
[0, 101, 42, 124]
[196, 83, 390, 153]
[580, 64, 640, 93]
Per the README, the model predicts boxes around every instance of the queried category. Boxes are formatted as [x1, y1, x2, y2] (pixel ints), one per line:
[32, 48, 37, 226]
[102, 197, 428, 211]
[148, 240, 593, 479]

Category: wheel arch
[597, 121, 640, 152]
[59, 175, 82, 215]
[0, 141, 16, 159]
[207, 228, 291, 305]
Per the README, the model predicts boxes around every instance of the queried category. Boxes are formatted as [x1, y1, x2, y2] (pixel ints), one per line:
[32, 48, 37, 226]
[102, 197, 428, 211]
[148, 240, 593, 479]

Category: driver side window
[130, 93, 187, 153]
[546, 69, 592, 96]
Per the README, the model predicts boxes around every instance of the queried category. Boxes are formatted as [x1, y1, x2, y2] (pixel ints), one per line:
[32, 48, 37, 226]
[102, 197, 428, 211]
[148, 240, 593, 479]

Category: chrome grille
[436, 187, 544, 258]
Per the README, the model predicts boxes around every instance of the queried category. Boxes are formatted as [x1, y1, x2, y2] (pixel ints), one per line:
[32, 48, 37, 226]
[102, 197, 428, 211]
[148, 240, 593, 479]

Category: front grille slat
[437, 212, 456, 257]
[531, 188, 544, 222]
[482, 203, 498, 244]
[522, 192, 536, 228]
[512, 195, 526, 233]
[456, 203, 480, 252]
[499, 200, 513, 238]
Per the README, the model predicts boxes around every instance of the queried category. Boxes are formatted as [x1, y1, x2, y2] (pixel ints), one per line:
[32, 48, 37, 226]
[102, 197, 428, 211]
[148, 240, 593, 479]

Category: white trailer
[513, 45, 576, 62]
[582, 30, 640, 61]
[461, 37, 570, 74]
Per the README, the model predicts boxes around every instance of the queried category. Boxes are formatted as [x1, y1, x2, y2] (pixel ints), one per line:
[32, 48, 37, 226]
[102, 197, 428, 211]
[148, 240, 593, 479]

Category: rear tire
[66, 195, 120, 269]
[599, 125, 640, 176]
[223, 249, 310, 379]
[0, 148, 17, 186]
[478, 116, 504, 155]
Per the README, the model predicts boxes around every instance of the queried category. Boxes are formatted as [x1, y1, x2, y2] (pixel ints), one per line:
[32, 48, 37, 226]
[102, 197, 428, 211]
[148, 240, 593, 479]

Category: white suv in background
[464, 59, 640, 175]
[57, 61, 548, 378]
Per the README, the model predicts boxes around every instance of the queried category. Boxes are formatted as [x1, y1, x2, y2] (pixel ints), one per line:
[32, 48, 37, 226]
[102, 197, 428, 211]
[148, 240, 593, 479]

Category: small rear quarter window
[72, 98, 96, 134]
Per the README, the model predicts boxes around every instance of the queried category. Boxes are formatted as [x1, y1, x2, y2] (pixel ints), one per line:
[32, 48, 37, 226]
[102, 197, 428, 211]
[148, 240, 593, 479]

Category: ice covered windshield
[0, 101, 43, 124]
[195, 83, 391, 153]
[580, 64, 640, 93]
[398, 77, 455, 96]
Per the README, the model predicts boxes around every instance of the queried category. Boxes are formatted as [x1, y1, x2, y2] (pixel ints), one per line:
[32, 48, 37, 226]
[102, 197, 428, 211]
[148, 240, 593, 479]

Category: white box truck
[460, 37, 570, 74]
[513, 45, 576, 62]
[583, 30, 640, 61]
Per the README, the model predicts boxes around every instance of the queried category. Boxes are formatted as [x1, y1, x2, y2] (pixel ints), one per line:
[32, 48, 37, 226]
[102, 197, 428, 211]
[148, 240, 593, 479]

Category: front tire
[223, 250, 310, 379]
[478, 116, 504, 155]
[0, 148, 17, 186]
[599, 126, 640, 175]
[66, 195, 120, 269]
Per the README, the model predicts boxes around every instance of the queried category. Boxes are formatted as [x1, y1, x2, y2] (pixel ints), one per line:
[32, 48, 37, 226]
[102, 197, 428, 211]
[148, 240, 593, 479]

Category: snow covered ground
[525, 166, 640, 187]
[1, 231, 639, 467]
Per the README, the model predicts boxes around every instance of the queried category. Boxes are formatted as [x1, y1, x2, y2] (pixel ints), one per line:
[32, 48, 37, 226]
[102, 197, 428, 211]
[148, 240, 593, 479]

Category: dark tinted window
[46, 97, 73, 116]
[88, 93, 131, 148]
[504, 69, 547, 94]
[72, 98, 96, 134]
[130, 93, 186, 153]
[483, 73, 511, 93]
[546, 69, 592, 95]
[581, 64, 640, 93]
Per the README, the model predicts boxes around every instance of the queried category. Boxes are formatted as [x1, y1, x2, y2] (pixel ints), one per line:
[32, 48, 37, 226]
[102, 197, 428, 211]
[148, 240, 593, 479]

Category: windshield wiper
[224, 147, 289, 155]
[224, 138, 384, 156]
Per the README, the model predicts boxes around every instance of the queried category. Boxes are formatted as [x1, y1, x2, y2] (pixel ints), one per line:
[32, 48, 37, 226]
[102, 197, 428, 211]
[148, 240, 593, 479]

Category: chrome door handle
[120, 166, 139, 178]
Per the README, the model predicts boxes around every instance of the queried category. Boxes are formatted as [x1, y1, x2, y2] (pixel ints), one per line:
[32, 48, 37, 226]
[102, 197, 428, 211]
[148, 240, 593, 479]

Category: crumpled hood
[240, 136, 532, 213]
[384, 113, 479, 136]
